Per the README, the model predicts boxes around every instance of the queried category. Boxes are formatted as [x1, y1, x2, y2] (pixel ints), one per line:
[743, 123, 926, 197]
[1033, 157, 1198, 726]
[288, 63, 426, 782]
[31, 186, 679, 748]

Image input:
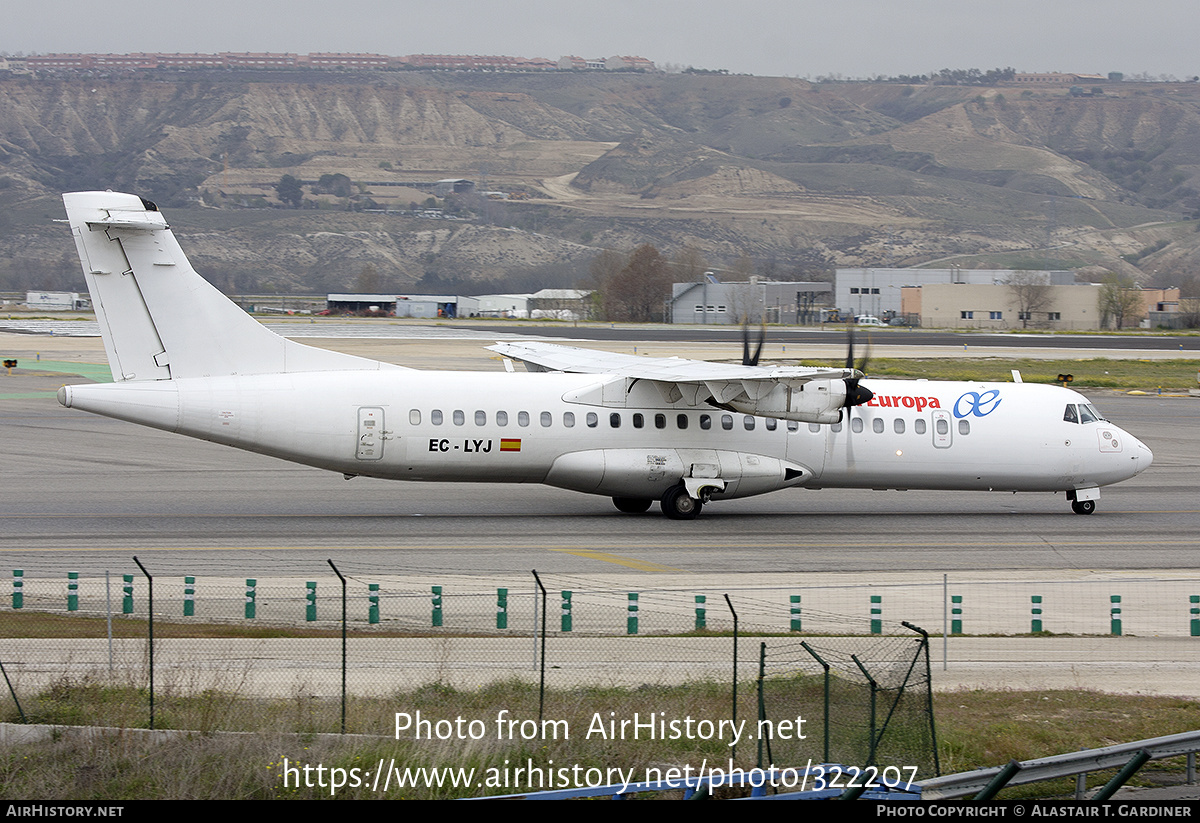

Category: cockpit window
[1063, 404, 1079, 424]
[1083, 404, 1106, 422]
[1078, 404, 1098, 424]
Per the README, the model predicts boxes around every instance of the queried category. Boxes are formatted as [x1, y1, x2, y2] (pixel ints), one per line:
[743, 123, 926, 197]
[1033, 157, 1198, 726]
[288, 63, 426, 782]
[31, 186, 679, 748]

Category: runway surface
[0, 330, 1196, 577]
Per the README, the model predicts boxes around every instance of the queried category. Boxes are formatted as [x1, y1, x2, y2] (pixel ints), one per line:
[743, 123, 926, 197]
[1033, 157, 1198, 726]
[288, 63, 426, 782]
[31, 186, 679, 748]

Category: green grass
[798, 356, 1200, 389]
[0, 680, 1195, 799]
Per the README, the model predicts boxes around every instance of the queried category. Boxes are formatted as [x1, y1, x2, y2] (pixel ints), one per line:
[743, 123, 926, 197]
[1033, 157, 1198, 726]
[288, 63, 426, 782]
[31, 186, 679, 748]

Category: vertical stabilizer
[63, 191, 393, 381]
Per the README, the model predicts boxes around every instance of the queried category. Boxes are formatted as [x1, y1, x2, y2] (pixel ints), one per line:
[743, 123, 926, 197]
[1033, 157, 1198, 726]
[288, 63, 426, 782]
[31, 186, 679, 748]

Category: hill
[2, 71, 1199, 294]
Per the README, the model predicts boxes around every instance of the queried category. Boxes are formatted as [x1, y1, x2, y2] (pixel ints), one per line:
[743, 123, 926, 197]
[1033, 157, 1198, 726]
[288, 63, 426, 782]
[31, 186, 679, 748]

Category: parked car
[854, 315, 885, 326]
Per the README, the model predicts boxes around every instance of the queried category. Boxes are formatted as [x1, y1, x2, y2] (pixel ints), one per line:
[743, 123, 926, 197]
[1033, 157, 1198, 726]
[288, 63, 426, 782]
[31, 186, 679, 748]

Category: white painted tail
[63, 191, 391, 382]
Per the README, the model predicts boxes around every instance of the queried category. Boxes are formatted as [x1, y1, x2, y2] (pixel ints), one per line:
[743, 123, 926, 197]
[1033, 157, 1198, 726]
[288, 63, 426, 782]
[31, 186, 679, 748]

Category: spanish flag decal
[500, 438, 522, 452]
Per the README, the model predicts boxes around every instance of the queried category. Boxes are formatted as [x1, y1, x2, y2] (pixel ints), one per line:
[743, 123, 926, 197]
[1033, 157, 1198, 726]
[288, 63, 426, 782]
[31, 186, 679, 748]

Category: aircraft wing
[487, 341, 859, 423]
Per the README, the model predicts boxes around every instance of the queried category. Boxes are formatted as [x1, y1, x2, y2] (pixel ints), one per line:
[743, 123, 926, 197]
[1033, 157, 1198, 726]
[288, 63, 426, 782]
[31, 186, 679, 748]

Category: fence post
[951, 595, 962, 634]
[369, 584, 380, 625]
[11, 570, 22, 609]
[1031, 595, 1043, 633]
[431, 586, 443, 627]
[328, 559, 346, 735]
[870, 595, 882, 634]
[305, 582, 317, 621]
[626, 592, 638, 635]
[695, 595, 706, 630]
[561, 591, 572, 632]
[67, 572, 78, 612]
[790, 595, 802, 632]
[496, 588, 507, 629]
[132, 557, 153, 731]
[122, 574, 133, 614]
[184, 577, 195, 616]
[1110, 595, 1122, 636]
[245, 579, 257, 619]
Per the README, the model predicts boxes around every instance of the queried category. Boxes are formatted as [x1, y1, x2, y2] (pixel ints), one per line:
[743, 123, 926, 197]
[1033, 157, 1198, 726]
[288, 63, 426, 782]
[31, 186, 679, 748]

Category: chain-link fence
[2, 560, 1197, 775]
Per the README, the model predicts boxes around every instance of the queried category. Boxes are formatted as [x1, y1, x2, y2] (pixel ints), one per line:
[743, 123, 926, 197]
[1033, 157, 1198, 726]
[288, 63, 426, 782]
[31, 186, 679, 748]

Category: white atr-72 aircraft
[58, 191, 1152, 519]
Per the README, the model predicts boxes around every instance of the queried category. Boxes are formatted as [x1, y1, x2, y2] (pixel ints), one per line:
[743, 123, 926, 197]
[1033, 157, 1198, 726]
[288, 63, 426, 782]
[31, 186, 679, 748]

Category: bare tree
[1099, 272, 1144, 329]
[603, 245, 672, 322]
[1006, 271, 1052, 328]
[587, 248, 627, 321]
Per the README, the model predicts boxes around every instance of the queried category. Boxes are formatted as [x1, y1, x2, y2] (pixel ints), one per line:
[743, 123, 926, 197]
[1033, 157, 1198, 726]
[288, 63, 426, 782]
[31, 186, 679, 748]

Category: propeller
[741, 320, 765, 367]
[843, 326, 874, 409]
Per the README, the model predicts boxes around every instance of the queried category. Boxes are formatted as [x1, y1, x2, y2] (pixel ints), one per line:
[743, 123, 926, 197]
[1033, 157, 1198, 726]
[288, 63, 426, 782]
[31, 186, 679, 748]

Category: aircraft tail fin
[63, 191, 391, 382]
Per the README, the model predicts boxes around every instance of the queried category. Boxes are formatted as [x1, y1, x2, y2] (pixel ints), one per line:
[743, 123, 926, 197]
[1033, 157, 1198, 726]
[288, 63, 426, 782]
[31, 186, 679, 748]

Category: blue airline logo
[953, 390, 1002, 419]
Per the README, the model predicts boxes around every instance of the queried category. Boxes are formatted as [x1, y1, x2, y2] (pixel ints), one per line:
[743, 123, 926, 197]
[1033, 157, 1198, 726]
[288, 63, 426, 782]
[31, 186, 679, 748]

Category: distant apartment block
[19, 51, 652, 74]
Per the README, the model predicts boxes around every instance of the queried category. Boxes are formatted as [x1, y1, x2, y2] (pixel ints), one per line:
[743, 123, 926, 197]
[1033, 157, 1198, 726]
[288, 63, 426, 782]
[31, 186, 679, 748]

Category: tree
[313, 173, 354, 198]
[356, 263, 382, 293]
[1006, 271, 1053, 328]
[1099, 273, 1144, 329]
[603, 245, 672, 322]
[274, 174, 304, 208]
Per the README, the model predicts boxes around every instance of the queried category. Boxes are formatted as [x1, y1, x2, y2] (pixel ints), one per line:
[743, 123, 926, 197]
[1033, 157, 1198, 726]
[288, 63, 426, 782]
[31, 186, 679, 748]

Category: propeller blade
[842, 326, 873, 408]
[742, 321, 765, 367]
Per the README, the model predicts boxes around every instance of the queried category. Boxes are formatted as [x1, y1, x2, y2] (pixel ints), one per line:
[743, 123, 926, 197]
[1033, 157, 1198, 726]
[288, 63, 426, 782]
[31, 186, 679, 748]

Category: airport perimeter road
[456, 322, 1200, 352]
[1, 380, 1196, 576]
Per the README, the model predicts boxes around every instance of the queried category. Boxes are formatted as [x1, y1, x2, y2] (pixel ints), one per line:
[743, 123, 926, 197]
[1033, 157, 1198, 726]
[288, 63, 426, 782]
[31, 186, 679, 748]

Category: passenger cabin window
[453, 410, 465, 426]
[540, 411, 552, 427]
[743, 416, 755, 431]
[700, 415, 712, 430]
[409, 409, 421, 425]
[721, 415, 734, 431]
[632, 413, 644, 429]
[765, 418, 777, 431]
[936, 418, 949, 435]
[831, 422, 843, 433]
[610, 413, 621, 428]
[518, 411, 530, 427]
[958, 419, 971, 435]
[475, 410, 486, 426]
[563, 412, 575, 428]
[431, 410, 443, 426]
[787, 421, 799, 432]
[894, 419, 905, 434]
[914, 419, 926, 435]
[808, 423, 821, 433]
[1063, 404, 1079, 424]
[497, 411, 508, 426]
[677, 414, 689, 430]
[655, 414, 666, 429]
[586, 412, 598, 428]
[851, 417, 864, 433]
[872, 418, 885, 433]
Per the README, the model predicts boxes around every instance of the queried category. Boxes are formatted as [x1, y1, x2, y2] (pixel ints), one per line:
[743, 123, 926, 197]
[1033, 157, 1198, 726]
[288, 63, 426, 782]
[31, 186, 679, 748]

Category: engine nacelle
[723, 379, 847, 424]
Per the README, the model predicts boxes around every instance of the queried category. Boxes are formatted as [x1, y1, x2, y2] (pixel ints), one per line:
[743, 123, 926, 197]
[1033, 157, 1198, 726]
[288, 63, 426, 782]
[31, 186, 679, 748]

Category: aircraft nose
[1134, 437, 1153, 472]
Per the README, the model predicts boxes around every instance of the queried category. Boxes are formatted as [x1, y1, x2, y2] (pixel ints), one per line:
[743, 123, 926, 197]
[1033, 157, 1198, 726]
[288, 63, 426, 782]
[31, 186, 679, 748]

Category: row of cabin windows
[408, 409, 969, 435]
[407, 409, 802, 431]
[817, 417, 969, 435]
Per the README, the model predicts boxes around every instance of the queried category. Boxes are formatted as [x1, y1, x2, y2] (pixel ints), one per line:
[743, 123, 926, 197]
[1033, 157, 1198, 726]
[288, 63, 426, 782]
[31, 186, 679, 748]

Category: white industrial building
[835, 268, 1076, 319]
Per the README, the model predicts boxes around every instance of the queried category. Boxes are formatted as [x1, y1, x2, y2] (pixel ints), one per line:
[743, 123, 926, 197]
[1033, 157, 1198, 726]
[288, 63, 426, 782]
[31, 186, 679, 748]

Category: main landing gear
[660, 485, 702, 520]
[612, 497, 653, 514]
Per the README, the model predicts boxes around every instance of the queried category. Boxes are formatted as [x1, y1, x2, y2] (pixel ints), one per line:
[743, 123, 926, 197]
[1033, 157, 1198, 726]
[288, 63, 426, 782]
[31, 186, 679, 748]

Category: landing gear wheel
[661, 485, 703, 520]
[1071, 499, 1096, 515]
[612, 497, 653, 514]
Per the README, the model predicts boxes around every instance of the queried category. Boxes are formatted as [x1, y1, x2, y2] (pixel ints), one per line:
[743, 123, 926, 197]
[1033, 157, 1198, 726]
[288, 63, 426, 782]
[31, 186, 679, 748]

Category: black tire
[612, 497, 653, 514]
[1071, 499, 1096, 515]
[660, 485, 702, 520]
